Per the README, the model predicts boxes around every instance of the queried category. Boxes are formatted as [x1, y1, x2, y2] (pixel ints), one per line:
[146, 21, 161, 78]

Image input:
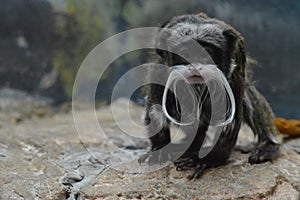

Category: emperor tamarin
[139, 13, 280, 179]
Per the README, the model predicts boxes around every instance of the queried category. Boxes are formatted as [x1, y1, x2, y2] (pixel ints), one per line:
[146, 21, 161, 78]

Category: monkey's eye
[204, 48, 214, 59]
[198, 42, 213, 55]
[170, 53, 189, 65]
[179, 48, 191, 58]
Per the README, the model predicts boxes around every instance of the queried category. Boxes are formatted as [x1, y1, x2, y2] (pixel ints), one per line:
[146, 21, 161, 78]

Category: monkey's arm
[243, 85, 281, 144]
[144, 97, 171, 151]
[243, 85, 280, 163]
[142, 62, 172, 150]
[138, 83, 173, 165]
[138, 62, 174, 164]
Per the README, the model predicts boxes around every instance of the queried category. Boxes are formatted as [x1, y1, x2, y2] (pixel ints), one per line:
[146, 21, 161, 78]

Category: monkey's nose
[188, 64, 202, 76]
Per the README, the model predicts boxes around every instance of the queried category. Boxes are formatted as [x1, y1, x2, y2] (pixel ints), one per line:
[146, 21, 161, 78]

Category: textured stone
[0, 98, 299, 199]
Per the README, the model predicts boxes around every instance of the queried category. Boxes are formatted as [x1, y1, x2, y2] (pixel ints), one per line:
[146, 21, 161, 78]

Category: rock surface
[0, 98, 299, 199]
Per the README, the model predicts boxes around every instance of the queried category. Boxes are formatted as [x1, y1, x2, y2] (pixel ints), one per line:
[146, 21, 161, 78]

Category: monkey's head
[155, 13, 246, 81]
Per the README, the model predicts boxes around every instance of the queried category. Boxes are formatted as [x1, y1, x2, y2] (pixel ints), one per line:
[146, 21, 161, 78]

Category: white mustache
[162, 64, 236, 127]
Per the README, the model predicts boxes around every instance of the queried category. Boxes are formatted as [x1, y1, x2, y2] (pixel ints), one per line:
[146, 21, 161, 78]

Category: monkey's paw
[138, 149, 173, 165]
[138, 144, 187, 165]
[175, 157, 207, 180]
[188, 163, 208, 180]
[174, 152, 199, 170]
[249, 143, 280, 164]
[174, 152, 209, 180]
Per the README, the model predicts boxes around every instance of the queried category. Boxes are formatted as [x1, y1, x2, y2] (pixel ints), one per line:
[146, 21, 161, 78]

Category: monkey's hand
[174, 151, 200, 170]
[174, 153, 210, 180]
[138, 144, 184, 165]
[138, 150, 171, 165]
[249, 142, 280, 164]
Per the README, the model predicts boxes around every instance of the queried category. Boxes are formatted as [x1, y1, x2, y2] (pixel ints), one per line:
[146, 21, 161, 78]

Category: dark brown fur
[140, 13, 280, 179]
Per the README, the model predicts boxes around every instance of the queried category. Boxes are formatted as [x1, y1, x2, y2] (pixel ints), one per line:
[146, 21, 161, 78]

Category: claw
[174, 155, 199, 172]
[188, 164, 207, 180]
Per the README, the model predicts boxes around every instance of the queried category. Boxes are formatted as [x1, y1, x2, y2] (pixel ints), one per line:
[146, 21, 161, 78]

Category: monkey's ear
[223, 28, 246, 68]
[223, 29, 239, 52]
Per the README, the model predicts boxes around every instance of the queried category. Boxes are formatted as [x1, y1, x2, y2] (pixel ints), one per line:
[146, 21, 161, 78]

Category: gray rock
[0, 98, 299, 199]
[0, 88, 54, 126]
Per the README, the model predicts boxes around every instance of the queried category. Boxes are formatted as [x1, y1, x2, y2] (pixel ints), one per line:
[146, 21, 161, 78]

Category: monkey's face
[156, 15, 241, 130]
[155, 15, 244, 80]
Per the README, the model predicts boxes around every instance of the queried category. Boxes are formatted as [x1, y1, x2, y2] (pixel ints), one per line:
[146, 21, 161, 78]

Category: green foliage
[53, 0, 106, 97]
[52, 0, 207, 98]
[122, 0, 143, 26]
[51, 0, 300, 119]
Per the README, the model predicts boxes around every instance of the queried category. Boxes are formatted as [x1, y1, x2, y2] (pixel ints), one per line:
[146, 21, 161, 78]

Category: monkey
[138, 13, 280, 180]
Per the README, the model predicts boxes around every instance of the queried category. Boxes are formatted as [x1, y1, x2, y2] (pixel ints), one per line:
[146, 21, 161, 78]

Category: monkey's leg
[138, 80, 175, 164]
[149, 126, 171, 151]
[138, 101, 172, 164]
[174, 125, 207, 168]
[243, 86, 280, 164]
[174, 99, 212, 174]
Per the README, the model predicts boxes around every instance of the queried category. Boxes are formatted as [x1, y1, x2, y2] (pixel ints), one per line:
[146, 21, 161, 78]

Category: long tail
[275, 118, 300, 137]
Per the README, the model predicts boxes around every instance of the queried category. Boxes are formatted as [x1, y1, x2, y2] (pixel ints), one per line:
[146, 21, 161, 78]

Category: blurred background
[0, 0, 299, 119]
